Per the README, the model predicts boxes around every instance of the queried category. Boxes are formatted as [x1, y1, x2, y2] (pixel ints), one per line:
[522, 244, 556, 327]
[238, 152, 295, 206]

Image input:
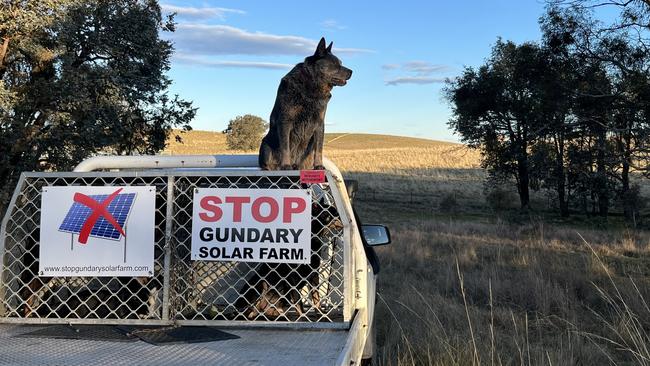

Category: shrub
[621, 184, 647, 227]
[223, 115, 268, 151]
[438, 192, 459, 213]
[485, 186, 518, 212]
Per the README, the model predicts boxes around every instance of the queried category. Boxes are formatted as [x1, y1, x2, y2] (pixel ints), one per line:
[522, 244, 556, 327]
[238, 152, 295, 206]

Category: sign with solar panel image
[58, 191, 135, 243]
[39, 186, 155, 277]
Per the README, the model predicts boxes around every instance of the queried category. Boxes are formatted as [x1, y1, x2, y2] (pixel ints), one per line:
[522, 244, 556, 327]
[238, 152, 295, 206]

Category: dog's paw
[313, 165, 325, 170]
[245, 308, 258, 320]
[280, 164, 292, 170]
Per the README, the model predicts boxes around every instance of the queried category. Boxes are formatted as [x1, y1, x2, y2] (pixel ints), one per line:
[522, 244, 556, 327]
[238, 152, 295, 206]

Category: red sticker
[300, 170, 326, 184]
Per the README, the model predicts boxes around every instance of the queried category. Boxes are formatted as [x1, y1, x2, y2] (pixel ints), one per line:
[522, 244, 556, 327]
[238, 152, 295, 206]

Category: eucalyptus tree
[0, 0, 195, 210]
[446, 40, 549, 209]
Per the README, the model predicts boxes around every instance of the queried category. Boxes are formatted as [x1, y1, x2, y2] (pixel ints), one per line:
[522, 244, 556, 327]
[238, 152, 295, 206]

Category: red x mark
[73, 188, 126, 244]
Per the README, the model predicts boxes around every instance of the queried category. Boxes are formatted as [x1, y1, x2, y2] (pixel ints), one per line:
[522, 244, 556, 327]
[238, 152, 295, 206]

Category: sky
[161, 0, 549, 142]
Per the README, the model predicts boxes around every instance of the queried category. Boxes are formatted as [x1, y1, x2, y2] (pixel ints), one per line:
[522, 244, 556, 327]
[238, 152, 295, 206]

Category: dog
[237, 192, 342, 320]
[258, 37, 352, 170]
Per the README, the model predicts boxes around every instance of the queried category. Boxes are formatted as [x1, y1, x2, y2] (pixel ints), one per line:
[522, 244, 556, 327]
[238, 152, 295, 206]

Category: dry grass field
[164, 130, 485, 208]
[167, 130, 650, 365]
[164, 130, 480, 169]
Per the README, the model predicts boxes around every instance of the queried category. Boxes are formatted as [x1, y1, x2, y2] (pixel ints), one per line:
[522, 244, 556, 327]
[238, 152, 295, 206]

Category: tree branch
[0, 37, 10, 75]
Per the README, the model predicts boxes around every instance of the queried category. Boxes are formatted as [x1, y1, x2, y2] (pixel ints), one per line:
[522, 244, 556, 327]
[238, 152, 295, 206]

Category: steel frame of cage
[0, 168, 356, 329]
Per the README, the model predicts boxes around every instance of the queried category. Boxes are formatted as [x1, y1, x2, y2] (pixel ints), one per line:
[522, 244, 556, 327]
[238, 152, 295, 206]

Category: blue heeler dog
[259, 37, 352, 170]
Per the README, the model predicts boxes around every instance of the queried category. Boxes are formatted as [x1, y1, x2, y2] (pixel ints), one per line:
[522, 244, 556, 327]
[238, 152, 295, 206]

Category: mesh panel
[170, 175, 344, 323]
[0, 172, 347, 325]
[0, 176, 167, 321]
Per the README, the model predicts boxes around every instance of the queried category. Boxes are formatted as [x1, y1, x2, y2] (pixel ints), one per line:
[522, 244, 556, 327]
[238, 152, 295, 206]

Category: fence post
[161, 176, 175, 322]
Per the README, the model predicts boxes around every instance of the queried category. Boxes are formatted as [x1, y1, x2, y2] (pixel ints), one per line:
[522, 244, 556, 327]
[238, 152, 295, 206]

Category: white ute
[0, 155, 390, 366]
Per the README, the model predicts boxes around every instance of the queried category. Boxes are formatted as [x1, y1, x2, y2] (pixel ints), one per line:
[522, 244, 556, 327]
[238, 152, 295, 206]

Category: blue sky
[162, 0, 548, 141]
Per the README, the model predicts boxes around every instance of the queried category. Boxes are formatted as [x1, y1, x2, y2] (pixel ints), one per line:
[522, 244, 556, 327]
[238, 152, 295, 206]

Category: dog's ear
[326, 42, 333, 53]
[315, 37, 327, 57]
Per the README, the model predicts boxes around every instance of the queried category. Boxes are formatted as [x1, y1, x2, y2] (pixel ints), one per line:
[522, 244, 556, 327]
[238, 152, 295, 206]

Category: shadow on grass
[342, 170, 650, 365]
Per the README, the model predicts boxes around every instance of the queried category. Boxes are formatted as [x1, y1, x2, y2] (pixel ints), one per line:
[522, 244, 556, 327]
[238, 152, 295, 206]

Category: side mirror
[361, 225, 391, 246]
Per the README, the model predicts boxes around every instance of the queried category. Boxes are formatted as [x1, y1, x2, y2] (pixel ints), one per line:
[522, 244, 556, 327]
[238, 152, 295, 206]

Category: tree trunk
[555, 135, 569, 217]
[557, 171, 569, 217]
[622, 158, 632, 220]
[0, 37, 8, 65]
[596, 129, 608, 217]
[621, 132, 634, 222]
[517, 157, 530, 210]
[0, 37, 9, 77]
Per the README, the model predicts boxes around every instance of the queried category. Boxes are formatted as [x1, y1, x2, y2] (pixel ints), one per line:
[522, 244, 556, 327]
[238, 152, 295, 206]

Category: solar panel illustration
[58, 193, 136, 240]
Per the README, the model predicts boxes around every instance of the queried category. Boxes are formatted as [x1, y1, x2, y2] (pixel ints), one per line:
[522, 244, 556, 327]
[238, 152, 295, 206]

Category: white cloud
[402, 61, 450, 75]
[169, 24, 372, 56]
[383, 61, 452, 86]
[381, 64, 400, 70]
[173, 53, 292, 70]
[385, 76, 446, 86]
[320, 19, 347, 31]
[161, 4, 245, 20]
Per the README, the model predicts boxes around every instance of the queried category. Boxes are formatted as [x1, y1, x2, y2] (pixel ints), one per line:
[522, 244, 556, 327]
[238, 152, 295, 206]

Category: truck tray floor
[0, 324, 348, 366]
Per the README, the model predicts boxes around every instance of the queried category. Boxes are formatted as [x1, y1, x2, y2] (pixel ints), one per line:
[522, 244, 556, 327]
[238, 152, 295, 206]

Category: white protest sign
[191, 188, 312, 264]
[39, 186, 156, 277]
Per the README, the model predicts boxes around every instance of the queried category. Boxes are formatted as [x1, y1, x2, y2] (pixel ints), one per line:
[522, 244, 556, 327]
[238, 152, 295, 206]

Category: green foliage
[445, 40, 550, 209]
[447, 5, 650, 222]
[0, 0, 195, 210]
[223, 115, 268, 151]
[541, 5, 650, 220]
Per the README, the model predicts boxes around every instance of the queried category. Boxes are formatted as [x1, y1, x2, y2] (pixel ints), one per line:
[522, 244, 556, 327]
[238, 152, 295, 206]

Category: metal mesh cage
[0, 171, 349, 327]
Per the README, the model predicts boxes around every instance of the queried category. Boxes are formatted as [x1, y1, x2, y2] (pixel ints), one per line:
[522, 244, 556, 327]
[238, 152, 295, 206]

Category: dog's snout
[344, 68, 352, 80]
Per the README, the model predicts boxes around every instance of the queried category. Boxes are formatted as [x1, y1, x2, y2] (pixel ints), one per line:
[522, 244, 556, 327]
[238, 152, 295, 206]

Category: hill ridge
[165, 129, 462, 153]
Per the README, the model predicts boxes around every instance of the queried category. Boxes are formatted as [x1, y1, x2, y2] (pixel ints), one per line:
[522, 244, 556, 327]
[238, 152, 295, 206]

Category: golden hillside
[164, 130, 481, 173]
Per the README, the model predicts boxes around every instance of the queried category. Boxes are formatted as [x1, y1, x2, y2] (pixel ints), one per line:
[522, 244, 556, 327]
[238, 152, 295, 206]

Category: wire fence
[0, 171, 349, 326]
